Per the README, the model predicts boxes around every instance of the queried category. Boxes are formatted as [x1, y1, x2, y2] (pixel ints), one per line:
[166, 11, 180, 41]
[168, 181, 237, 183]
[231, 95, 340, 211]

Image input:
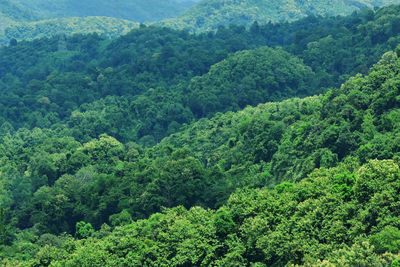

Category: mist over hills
[10, 0, 199, 22]
[0, 0, 38, 29]
[0, 0, 201, 45]
[160, 0, 400, 31]
[2, 0, 400, 45]
[2, 17, 139, 45]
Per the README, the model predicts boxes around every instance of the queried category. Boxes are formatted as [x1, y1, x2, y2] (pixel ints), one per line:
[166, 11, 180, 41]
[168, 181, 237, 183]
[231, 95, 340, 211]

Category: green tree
[76, 221, 94, 239]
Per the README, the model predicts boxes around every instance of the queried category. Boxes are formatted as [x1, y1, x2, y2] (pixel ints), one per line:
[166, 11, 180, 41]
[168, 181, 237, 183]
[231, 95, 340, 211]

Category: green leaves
[4, 160, 400, 265]
[213, 208, 235, 239]
[0, 208, 13, 246]
[75, 221, 94, 239]
[187, 46, 316, 117]
[275, 182, 294, 194]
[331, 171, 355, 200]
[3, 4, 400, 265]
[160, 0, 394, 33]
[370, 226, 400, 254]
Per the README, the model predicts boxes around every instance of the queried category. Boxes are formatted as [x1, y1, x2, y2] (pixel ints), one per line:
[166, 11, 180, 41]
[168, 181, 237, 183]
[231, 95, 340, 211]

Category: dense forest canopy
[1, 39, 400, 267]
[2, 5, 400, 144]
[0, 2, 400, 267]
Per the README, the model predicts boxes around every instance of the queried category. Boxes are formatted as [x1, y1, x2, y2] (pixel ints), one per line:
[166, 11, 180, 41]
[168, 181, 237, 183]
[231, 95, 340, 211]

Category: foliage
[5, 160, 400, 266]
[393, 257, 400, 267]
[159, 48, 400, 187]
[1, 17, 139, 45]
[185, 46, 317, 116]
[75, 221, 94, 239]
[1, 4, 400, 266]
[9, 0, 194, 23]
[2, 5, 400, 144]
[159, 0, 400, 32]
[0, 40, 399, 265]
[0, 0, 38, 29]
[0, 0, 196, 45]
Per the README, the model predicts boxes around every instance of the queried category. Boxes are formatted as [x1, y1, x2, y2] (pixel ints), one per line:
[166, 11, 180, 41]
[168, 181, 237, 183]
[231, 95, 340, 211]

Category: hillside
[8, 160, 400, 266]
[160, 0, 400, 32]
[0, 25, 322, 145]
[159, 49, 400, 186]
[0, 0, 37, 29]
[1, 42, 400, 267]
[1, 17, 139, 45]
[0, 0, 197, 45]
[1, 4, 400, 266]
[1, 5, 400, 144]
[2, 0, 399, 45]
[9, 0, 195, 22]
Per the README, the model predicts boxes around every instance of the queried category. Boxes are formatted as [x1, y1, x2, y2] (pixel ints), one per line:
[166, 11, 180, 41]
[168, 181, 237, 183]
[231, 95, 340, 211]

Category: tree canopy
[1, 4, 400, 266]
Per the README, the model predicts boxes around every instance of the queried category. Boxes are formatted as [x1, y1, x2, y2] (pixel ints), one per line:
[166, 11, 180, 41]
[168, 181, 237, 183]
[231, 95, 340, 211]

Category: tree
[9, 38, 17, 47]
[76, 221, 94, 239]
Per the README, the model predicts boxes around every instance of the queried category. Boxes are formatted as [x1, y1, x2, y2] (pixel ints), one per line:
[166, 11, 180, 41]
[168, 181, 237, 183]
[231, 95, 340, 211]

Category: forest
[3, 0, 197, 23]
[0, 0, 197, 45]
[0, 3, 400, 267]
[2, 0, 399, 46]
[2, 17, 139, 45]
[159, 0, 400, 32]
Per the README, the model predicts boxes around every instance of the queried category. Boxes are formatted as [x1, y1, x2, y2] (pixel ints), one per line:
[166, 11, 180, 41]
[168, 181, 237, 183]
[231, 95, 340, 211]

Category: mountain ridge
[2, 17, 139, 45]
[9, 0, 194, 22]
[159, 0, 400, 32]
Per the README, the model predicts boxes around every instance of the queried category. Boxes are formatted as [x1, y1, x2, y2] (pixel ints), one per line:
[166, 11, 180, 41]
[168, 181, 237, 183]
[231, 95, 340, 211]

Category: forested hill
[3, 17, 139, 45]
[1, 4, 400, 266]
[0, 0, 37, 29]
[1, 0, 399, 46]
[0, 0, 197, 45]
[2, 33, 400, 267]
[9, 0, 196, 22]
[1, 0, 399, 45]
[160, 0, 400, 32]
[1, 5, 400, 144]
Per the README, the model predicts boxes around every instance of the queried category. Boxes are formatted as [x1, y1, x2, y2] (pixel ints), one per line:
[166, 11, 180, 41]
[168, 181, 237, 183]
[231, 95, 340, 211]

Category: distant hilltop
[158, 0, 400, 32]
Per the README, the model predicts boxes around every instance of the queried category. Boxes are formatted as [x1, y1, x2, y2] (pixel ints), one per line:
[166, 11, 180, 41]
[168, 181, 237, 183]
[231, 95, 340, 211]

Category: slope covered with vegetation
[6, 160, 400, 266]
[9, 0, 195, 22]
[0, 0, 197, 45]
[0, 25, 321, 144]
[1, 38, 400, 267]
[160, 49, 400, 188]
[160, 0, 400, 32]
[1, 0, 399, 46]
[1, 5, 400, 143]
[0, 0, 37, 29]
[2, 17, 139, 45]
[0, 4, 400, 266]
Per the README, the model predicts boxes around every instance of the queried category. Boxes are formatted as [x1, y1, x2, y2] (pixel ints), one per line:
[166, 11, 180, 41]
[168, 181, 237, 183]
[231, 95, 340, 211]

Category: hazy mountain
[0, 0, 196, 45]
[2, 17, 139, 45]
[9, 0, 196, 22]
[160, 0, 400, 32]
[0, 0, 38, 29]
